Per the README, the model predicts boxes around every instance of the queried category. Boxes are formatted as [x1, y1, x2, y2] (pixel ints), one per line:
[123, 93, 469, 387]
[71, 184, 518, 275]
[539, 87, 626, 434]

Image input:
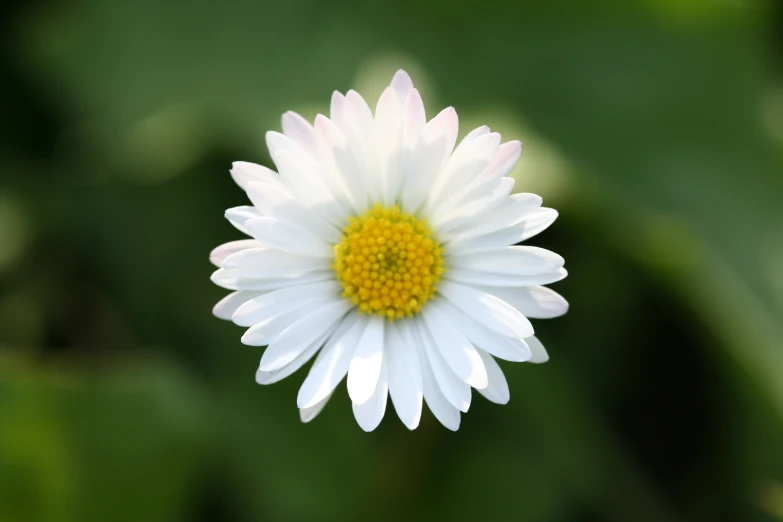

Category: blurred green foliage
[1, 0, 782, 521]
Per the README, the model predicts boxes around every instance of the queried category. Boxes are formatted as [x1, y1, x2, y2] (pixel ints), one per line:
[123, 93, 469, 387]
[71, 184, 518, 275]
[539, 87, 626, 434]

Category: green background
[2, 0, 783, 520]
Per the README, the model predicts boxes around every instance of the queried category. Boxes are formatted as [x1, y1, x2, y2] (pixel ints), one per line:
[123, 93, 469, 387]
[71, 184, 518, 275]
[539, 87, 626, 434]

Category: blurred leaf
[0, 353, 211, 522]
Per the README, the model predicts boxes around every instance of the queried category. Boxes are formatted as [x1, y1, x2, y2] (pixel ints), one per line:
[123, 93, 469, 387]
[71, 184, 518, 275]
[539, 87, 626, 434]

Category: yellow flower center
[333, 204, 445, 321]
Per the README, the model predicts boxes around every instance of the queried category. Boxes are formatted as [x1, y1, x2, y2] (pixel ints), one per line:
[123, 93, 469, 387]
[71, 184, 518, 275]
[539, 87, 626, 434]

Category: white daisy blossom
[211, 70, 568, 431]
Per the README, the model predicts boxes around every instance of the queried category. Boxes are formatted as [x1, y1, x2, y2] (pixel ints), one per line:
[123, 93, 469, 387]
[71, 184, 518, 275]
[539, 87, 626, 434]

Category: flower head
[210, 70, 568, 431]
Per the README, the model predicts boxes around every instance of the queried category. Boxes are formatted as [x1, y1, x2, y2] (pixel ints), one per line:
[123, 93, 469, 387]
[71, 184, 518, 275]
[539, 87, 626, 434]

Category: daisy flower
[210, 70, 568, 431]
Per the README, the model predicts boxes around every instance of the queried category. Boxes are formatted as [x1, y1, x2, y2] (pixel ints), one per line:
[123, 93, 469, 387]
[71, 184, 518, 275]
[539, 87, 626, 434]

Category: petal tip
[257, 358, 281, 373]
[297, 390, 321, 410]
[392, 68, 412, 81]
[211, 302, 228, 319]
[209, 268, 224, 283]
[299, 409, 316, 423]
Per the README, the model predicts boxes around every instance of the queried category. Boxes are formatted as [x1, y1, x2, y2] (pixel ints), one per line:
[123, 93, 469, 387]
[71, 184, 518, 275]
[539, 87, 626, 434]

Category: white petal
[314, 114, 366, 213]
[427, 132, 500, 210]
[210, 268, 333, 291]
[225, 206, 262, 235]
[514, 207, 560, 242]
[343, 90, 379, 202]
[240, 298, 332, 346]
[480, 285, 569, 319]
[525, 335, 550, 363]
[416, 326, 461, 430]
[417, 319, 472, 411]
[265, 131, 315, 164]
[420, 307, 488, 390]
[443, 267, 568, 288]
[401, 107, 458, 213]
[222, 248, 330, 279]
[448, 208, 559, 253]
[480, 140, 522, 180]
[386, 322, 423, 430]
[343, 90, 375, 138]
[230, 161, 285, 191]
[476, 350, 510, 404]
[232, 281, 342, 327]
[300, 392, 333, 423]
[244, 181, 288, 215]
[245, 217, 333, 258]
[281, 111, 319, 160]
[442, 140, 521, 208]
[297, 312, 367, 409]
[449, 246, 564, 275]
[352, 362, 388, 432]
[256, 326, 335, 385]
[437, 280, 534, 338]
[347, 315, 385, 405]
[440, 192, 542, 240]
[397, 88, 426, 204]
[212, 290, 265, 321]
[245, 182, 342, 243]
[257, 300, 352, 371]
[375, 86, 404, 206]
[456, 126, 491, 149]
[435, 299, 532, 362]
[210, 240, 263, 267]
[402, 88, 426, 151]
[431, 176, 514, 231]
[330, 91, 345, 128]
[390, 69, 414, 101]
[271, 149, 344, 225]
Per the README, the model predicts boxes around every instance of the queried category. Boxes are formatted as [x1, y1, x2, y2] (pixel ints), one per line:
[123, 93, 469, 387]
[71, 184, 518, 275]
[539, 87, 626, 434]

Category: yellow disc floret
[333, 204, 446, 321]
